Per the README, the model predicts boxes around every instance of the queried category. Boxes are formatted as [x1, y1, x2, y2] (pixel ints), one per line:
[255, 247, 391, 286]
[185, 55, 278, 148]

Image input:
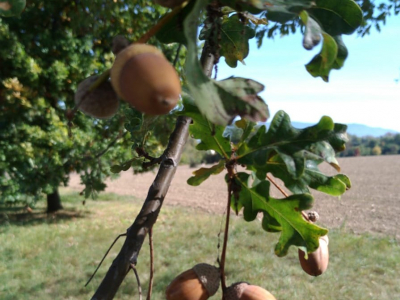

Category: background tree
[1, 0, 398, 299]
[0, 0, 182, 212]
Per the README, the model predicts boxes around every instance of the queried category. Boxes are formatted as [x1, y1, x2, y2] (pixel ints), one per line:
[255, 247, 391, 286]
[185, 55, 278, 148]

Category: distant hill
[264, 121, 399, 137]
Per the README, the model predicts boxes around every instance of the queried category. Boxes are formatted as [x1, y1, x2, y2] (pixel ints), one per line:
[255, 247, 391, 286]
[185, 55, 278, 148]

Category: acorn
[298, 235, 329, 276]
[110, 43, 181, 115]
[166, 263, 220, 300]
[154, 0, 186, 8]
[74, 75, 119, 119]
[225, 282, 277, 300]
[112, 35, 129, 55]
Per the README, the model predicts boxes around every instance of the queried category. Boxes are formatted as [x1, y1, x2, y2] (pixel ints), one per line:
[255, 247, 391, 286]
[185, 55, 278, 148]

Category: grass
[1, 192, 399, 300]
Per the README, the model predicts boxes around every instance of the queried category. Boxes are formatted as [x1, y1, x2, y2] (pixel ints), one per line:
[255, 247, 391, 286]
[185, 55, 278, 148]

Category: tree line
[338, 133, 400, 157]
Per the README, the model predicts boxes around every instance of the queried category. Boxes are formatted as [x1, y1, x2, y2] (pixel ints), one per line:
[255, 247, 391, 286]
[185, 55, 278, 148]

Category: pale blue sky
[217, 15, 400, 132]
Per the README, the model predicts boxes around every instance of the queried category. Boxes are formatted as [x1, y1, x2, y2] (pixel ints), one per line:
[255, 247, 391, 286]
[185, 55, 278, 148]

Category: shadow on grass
[0, 206, 91, 227]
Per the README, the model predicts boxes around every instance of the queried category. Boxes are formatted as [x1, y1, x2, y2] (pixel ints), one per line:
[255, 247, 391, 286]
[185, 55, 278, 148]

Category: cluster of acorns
[165, 263, 277, 300]
[74, 39, 181, 119]
[165, 233, 329, 300]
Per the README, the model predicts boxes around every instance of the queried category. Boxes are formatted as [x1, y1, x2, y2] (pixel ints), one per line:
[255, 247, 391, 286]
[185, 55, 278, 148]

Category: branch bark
[91, 45, 215, 300]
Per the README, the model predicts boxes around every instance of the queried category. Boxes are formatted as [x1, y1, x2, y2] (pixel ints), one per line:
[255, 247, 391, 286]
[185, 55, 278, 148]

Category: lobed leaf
[236, 111, 349, 195]
[305, 33, 338, 82]
[187, 160, 226, 186]
[200, 14, 256, 68]
[232, 173, 328, 256]
[179, 99, 232, 158]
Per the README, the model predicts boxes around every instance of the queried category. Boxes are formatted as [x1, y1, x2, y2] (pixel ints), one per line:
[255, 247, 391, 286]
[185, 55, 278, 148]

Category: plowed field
[68, 155, 400, 239]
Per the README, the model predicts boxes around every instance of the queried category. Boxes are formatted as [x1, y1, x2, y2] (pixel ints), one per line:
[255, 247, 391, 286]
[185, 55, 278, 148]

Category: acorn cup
[224, 282, 277, 300]
[165, 263, 220, 300]
[110, 43, 181, 115]
[298, 235, 329, 276]
[74, 75, 119, 119]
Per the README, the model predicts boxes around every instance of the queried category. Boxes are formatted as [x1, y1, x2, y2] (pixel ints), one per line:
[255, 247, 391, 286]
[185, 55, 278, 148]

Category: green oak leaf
[179, 98, 232, 158]
[219, 0, 314, 14]
[183, 0, 269, 125]
[187, 160, 225, 186]
[0, 0, 25, 17]
[253, 156, 351, 195]
[305, 33, 338, 82]
[233, 173, 328, 256]
[236, 111, 348, 181]
[214, 77, 269, 123]
[309, 0, 363, 36]
[223, 118, 257, 146]
[201, 14, 256, 68]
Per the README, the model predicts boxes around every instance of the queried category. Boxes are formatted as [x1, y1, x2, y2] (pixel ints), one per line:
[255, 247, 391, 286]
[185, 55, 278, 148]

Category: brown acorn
[298, 235, 329, 276]
[74, 75, 119, 119]
[154, 0, 186, 8]
[225, 282, 277, 300]
[166, 263, 220, 300]
[110, 43, 181, 115]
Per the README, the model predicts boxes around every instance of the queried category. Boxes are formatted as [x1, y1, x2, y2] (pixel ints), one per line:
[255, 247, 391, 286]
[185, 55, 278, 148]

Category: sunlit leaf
[305, 33, 338, 82]
[201, 14, 255, 68]
[232, 173, 328, 256]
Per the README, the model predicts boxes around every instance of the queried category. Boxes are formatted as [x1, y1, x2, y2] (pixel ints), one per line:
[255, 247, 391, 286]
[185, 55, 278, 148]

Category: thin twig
[173, 44, 182, 67]
[95, 131, 128, 159]
[266, 174, 309, 221]
[85, 233, 127, 287]
[136, 1, 189, 44]
[130, 264, 143, 300]
[266, 174, 289, 197]
[220, 164, 235, 293]
[146, 228, 155, 300]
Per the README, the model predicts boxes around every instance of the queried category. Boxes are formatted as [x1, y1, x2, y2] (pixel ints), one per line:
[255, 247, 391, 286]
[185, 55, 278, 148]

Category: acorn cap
[225, 282, 249, 300]
[192, 263, 220, 297]
[225, 283, 277, 300]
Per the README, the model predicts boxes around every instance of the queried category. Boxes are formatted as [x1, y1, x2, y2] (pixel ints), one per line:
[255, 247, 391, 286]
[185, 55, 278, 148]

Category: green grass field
[1, 192, 399, 300]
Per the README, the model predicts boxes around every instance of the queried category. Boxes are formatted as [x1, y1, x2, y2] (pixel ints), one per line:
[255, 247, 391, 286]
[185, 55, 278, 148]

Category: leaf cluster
[184, 100, 351, 256]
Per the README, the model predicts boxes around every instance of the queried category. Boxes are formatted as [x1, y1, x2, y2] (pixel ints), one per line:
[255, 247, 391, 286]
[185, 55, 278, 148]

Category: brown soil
[68, 155, 400, 239]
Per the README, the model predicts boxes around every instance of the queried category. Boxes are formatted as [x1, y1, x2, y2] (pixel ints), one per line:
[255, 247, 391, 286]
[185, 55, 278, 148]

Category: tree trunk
[46, 188, 63, 213]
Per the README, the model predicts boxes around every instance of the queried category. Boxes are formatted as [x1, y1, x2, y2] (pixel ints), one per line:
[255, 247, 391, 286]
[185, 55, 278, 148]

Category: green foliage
[185, 101, 349, 255]
[200, 14, 255, 68]
[338, 133, 400, 157]
[0, 1, 178, 206]
[0, 0, 25, 17]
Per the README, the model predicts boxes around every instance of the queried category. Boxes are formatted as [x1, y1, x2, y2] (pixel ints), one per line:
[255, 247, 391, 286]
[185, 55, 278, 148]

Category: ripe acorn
[298, 235, 329, 276]
[165, 263, 220, 300]
[74, 75, 119, 119]
[110, 43, 181, 115]
[225, 282, 277, 300]
[154, 0, 186, 8]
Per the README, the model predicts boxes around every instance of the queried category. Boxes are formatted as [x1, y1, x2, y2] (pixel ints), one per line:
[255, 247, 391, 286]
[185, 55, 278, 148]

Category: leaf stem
[266, 174, 309, 221]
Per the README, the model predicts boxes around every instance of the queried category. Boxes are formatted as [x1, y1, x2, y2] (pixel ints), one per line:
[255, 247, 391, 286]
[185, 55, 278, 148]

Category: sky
[217, 14, 400, 132]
